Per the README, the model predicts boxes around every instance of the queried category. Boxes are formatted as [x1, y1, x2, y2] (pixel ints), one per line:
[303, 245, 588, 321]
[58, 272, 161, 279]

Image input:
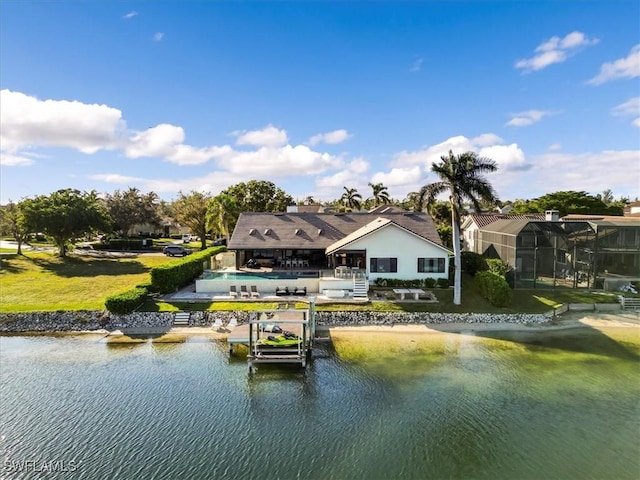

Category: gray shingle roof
[465, 213, 545, 228]
[228, 211, 442, 250]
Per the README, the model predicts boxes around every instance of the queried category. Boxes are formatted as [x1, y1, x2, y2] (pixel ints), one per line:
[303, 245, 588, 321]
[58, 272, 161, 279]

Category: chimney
[545, 210, 559, 222]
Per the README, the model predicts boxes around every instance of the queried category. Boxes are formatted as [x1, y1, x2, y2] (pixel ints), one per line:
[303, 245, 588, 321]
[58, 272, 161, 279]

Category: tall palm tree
[368, 182, 391, 207]
[340, 187, 362, 211]
[418, 150, 498, 305]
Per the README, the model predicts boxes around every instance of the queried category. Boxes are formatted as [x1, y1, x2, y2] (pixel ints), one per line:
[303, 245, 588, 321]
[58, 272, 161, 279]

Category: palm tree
[340, 187, 362, 211]
[368, 182, 391, 207]
[303, 196, 316, 205]
[418, 150, 498, 305]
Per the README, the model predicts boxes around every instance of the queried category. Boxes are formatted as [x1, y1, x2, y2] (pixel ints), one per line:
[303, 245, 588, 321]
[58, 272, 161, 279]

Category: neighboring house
[461, 213, 544, 253]
[623, 201, 640, 217]
[228, 211, 452, 281]
[472, 210, 640, 289]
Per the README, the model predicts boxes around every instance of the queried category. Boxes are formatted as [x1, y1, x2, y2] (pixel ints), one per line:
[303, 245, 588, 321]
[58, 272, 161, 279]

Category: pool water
[202, 270, 319, 281]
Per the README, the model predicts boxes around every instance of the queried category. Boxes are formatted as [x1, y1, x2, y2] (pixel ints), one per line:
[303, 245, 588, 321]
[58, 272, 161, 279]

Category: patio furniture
[240, 285, 250, 298]
[275, 286, 290, 296]
[229, 286, 238, 298]
[227, 317, 238, 330]
[293, 286, 307, 296]
[250, 285, 260, 298]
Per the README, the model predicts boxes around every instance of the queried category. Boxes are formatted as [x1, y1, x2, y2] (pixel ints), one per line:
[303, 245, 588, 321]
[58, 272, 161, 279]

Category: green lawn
[0, 252, 174, 312]
[1, 256, 624, 314]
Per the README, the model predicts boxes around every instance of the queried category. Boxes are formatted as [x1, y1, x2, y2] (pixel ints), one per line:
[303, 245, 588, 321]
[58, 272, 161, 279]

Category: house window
[417, 258, 445, 273]
[370, 258, 397, 273]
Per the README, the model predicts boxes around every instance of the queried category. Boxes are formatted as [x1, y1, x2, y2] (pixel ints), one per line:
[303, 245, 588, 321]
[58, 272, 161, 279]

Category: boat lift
[227, 298, 316, 372]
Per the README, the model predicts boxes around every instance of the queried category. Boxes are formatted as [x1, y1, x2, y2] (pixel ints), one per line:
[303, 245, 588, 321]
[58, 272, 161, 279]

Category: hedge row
[373, 277, 450, 288]
[476, 271, 512, 307]
[105, 287, 148, 314]
[150, 246, 225, 293]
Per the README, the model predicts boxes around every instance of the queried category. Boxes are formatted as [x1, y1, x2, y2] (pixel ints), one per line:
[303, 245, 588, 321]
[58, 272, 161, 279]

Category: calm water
[1, 326, 639, 480]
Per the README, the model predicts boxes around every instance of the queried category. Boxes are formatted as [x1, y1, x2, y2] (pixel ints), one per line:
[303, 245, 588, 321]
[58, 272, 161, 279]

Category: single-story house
[227, 210, 452, 282]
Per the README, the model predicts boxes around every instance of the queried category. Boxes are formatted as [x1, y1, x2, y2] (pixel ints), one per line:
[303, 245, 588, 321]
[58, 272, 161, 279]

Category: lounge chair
[240, 285, 250, 298]
[227, 317, 238, 330]
[250, 285, 260, 298]
[229, 286, 238, 298]
[293, 286, 307, 296]
[275, 286, 289, 296]
[212, 317, 223, 331]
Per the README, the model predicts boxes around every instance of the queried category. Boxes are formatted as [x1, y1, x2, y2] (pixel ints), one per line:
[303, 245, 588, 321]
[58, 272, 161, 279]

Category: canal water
[1, 325, 639, 480]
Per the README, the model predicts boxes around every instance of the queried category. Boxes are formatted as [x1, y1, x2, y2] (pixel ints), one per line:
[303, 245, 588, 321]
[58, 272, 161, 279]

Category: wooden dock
[227, 302, 316, 372]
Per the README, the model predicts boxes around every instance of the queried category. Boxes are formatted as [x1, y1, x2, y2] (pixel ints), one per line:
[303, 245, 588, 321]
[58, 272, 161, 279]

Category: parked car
[163, 245, 191, 257]
[211, 237, 227, 246]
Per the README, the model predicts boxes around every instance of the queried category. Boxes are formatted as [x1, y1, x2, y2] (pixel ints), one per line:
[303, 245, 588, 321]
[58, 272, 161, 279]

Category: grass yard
[0, 252, 174, 312]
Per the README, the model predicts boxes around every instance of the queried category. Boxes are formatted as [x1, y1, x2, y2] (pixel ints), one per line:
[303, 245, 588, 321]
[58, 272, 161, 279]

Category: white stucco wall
[342, 224, 450, 281]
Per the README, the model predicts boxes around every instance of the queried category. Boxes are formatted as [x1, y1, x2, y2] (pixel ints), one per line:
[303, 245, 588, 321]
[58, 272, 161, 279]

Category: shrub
[98, 238, 145, 250]
[424, 277, 437, 288]
[105, 287, 148, 314]
[436, 278, 450, 288]
[476, 271, 512, 307]
[486, 258, 509, 276]
[461, 251, 487, 276]
[150, 246, 225, 293]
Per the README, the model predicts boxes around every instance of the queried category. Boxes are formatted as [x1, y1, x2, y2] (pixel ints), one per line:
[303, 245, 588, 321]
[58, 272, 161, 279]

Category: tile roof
[228, 211, 442, 250]
[465, 213, 545, 228]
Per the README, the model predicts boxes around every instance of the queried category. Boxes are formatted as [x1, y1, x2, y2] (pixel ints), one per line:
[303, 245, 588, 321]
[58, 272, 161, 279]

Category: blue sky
[1, 1, 639, 205]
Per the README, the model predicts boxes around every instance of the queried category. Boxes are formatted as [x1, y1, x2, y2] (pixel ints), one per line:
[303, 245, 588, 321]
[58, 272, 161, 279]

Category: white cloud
[315, 157, 370, 189]
[410, 58, 423, 72]
[0, 153, 35, 166]
[123, 11, 137, 19]
[611, 97, 640, 128]
[235, 125, 288, 147]
[587, 44, 640, 85]
[506, 110, 555, 127]
[0, 89, 124, 155]
[526, 150, 640, 197]
[478, 144, 528, 171]
[90, 173, 144, 184]
[548, 143, 562, 151]
[125, 124, 232, 165]
[391, 134, 505, 168]
[515, 31, 599, 73]
[153, 32, 164, 42]
[370, 166, 422, 187]
[308, 129, 352, 146]
[224, 144, 340, 176]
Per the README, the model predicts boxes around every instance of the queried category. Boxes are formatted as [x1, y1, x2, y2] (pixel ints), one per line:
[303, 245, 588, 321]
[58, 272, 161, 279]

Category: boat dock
[227, 300, 317, 372]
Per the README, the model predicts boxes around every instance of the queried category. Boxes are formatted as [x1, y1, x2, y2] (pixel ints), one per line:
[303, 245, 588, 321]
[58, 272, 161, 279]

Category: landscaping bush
[373, 277, 440, 288]
[94, 238, 145, 250]
[105, 287, 148, 314]
[486, 258, 509, 276]
[476, 271, 512, 307]
[461, 251, 487, 276]
[436, 278, 450, 289]
[150, 246, 225, 293]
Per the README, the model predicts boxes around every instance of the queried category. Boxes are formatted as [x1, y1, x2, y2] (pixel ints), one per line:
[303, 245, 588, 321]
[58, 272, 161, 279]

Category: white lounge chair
[229, 286, 238, 298]
[212, 317, 223, 331]
[250, 285, 260, 298]
[227, 317, 238, 330]
[240, 285, 250, 298]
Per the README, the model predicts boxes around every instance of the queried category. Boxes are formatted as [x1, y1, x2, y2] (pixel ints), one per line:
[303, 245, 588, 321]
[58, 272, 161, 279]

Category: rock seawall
[0, 310, 551, 332]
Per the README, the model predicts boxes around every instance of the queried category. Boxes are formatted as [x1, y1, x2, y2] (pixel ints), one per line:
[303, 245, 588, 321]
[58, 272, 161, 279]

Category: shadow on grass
[26, 254, 149, 277]
[0, 257, 27, 274]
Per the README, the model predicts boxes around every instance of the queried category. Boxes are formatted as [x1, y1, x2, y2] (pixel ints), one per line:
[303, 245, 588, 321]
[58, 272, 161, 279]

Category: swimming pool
[201, 271, 319, 281]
